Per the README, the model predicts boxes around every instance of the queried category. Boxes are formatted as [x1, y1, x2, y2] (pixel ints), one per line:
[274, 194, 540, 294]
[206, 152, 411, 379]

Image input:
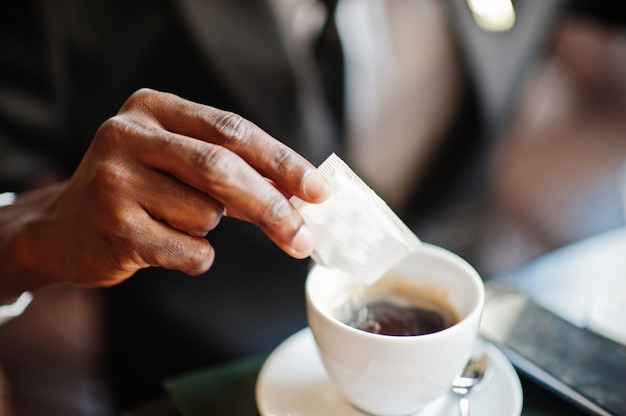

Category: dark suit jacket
[0, 0, 343, 408]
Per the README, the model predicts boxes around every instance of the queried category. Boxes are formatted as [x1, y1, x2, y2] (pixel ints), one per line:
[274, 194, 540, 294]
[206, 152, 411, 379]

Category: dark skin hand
[0, 88, 330, 302]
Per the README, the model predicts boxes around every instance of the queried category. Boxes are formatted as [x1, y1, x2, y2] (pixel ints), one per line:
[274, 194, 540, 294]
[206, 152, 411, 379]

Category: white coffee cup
[306, 244, 485, 416]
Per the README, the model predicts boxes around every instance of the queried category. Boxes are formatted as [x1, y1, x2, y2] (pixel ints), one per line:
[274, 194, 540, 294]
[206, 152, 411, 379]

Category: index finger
[136, 89, 330, 202]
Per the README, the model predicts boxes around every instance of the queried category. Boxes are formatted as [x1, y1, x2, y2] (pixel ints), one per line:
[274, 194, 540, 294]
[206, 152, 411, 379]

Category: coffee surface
[343, 300, 449, 336]
[336, 274, 460, 336]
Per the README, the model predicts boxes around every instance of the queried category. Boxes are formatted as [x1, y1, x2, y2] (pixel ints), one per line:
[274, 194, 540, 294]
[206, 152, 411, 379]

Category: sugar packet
[290, 153, 421, 285]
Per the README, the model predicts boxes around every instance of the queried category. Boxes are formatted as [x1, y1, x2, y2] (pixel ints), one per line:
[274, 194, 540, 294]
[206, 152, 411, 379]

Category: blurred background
[1, 0, 626, 414]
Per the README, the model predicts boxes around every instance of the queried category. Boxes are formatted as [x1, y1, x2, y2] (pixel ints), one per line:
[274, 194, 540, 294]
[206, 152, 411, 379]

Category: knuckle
[124, 88, 157, 109]
[195, 145, 236, 182]
[97, 211, 145, 271]
[269, 146, 299, 175]
[133, 87, 157, 98]
[205, 208, 224, 232]
[95, 116, 126, 145]
[90, 159, 128, 193]
[258, 192, 293, 228]
[95, 114, 149, 150]
[191, 209, 223, 237]
[212, 111, 254, 148]
[119, 88, 166, 119]
[192, 241, 213, 263]
[182, 241, 214, 276]
[88, 165, 142, 240]
[88, 165, 121, 206]
[146, 239, 181, 270]
[109, 206, 142, 242]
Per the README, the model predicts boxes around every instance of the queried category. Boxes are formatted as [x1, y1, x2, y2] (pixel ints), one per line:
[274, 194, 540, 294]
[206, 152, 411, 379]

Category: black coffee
[343, 300, 450, 336]
[337, 274, 459, 336]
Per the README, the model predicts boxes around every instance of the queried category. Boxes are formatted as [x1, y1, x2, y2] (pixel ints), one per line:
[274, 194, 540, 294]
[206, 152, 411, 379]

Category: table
[127, 354, 587, 416]
[128, 227, 626, 416]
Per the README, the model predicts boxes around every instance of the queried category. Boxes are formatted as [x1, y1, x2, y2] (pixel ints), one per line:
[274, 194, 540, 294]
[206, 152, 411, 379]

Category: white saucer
[256, 328, 523, 416]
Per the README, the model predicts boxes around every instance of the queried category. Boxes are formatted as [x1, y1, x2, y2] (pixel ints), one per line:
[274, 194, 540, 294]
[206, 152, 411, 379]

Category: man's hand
[1, 89, 329, 297]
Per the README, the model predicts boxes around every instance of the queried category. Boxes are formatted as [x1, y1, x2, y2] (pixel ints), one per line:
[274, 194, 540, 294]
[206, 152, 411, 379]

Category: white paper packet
[291, 153, 421, 285]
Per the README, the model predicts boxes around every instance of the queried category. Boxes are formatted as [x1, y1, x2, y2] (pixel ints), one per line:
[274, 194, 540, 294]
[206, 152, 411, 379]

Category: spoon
[451, 346, 490, 416]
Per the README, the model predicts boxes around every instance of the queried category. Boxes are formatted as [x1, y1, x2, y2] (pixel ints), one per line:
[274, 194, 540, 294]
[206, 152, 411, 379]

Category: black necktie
[313, 0, 345, 142]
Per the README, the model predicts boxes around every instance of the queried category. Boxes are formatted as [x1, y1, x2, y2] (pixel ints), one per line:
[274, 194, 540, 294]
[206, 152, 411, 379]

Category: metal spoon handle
[459, 396, 470, 416]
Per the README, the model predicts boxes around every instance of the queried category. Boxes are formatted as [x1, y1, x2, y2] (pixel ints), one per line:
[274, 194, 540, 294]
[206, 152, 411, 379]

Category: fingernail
[303, 170, 330, 200]
[292, 225, 315, 256]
